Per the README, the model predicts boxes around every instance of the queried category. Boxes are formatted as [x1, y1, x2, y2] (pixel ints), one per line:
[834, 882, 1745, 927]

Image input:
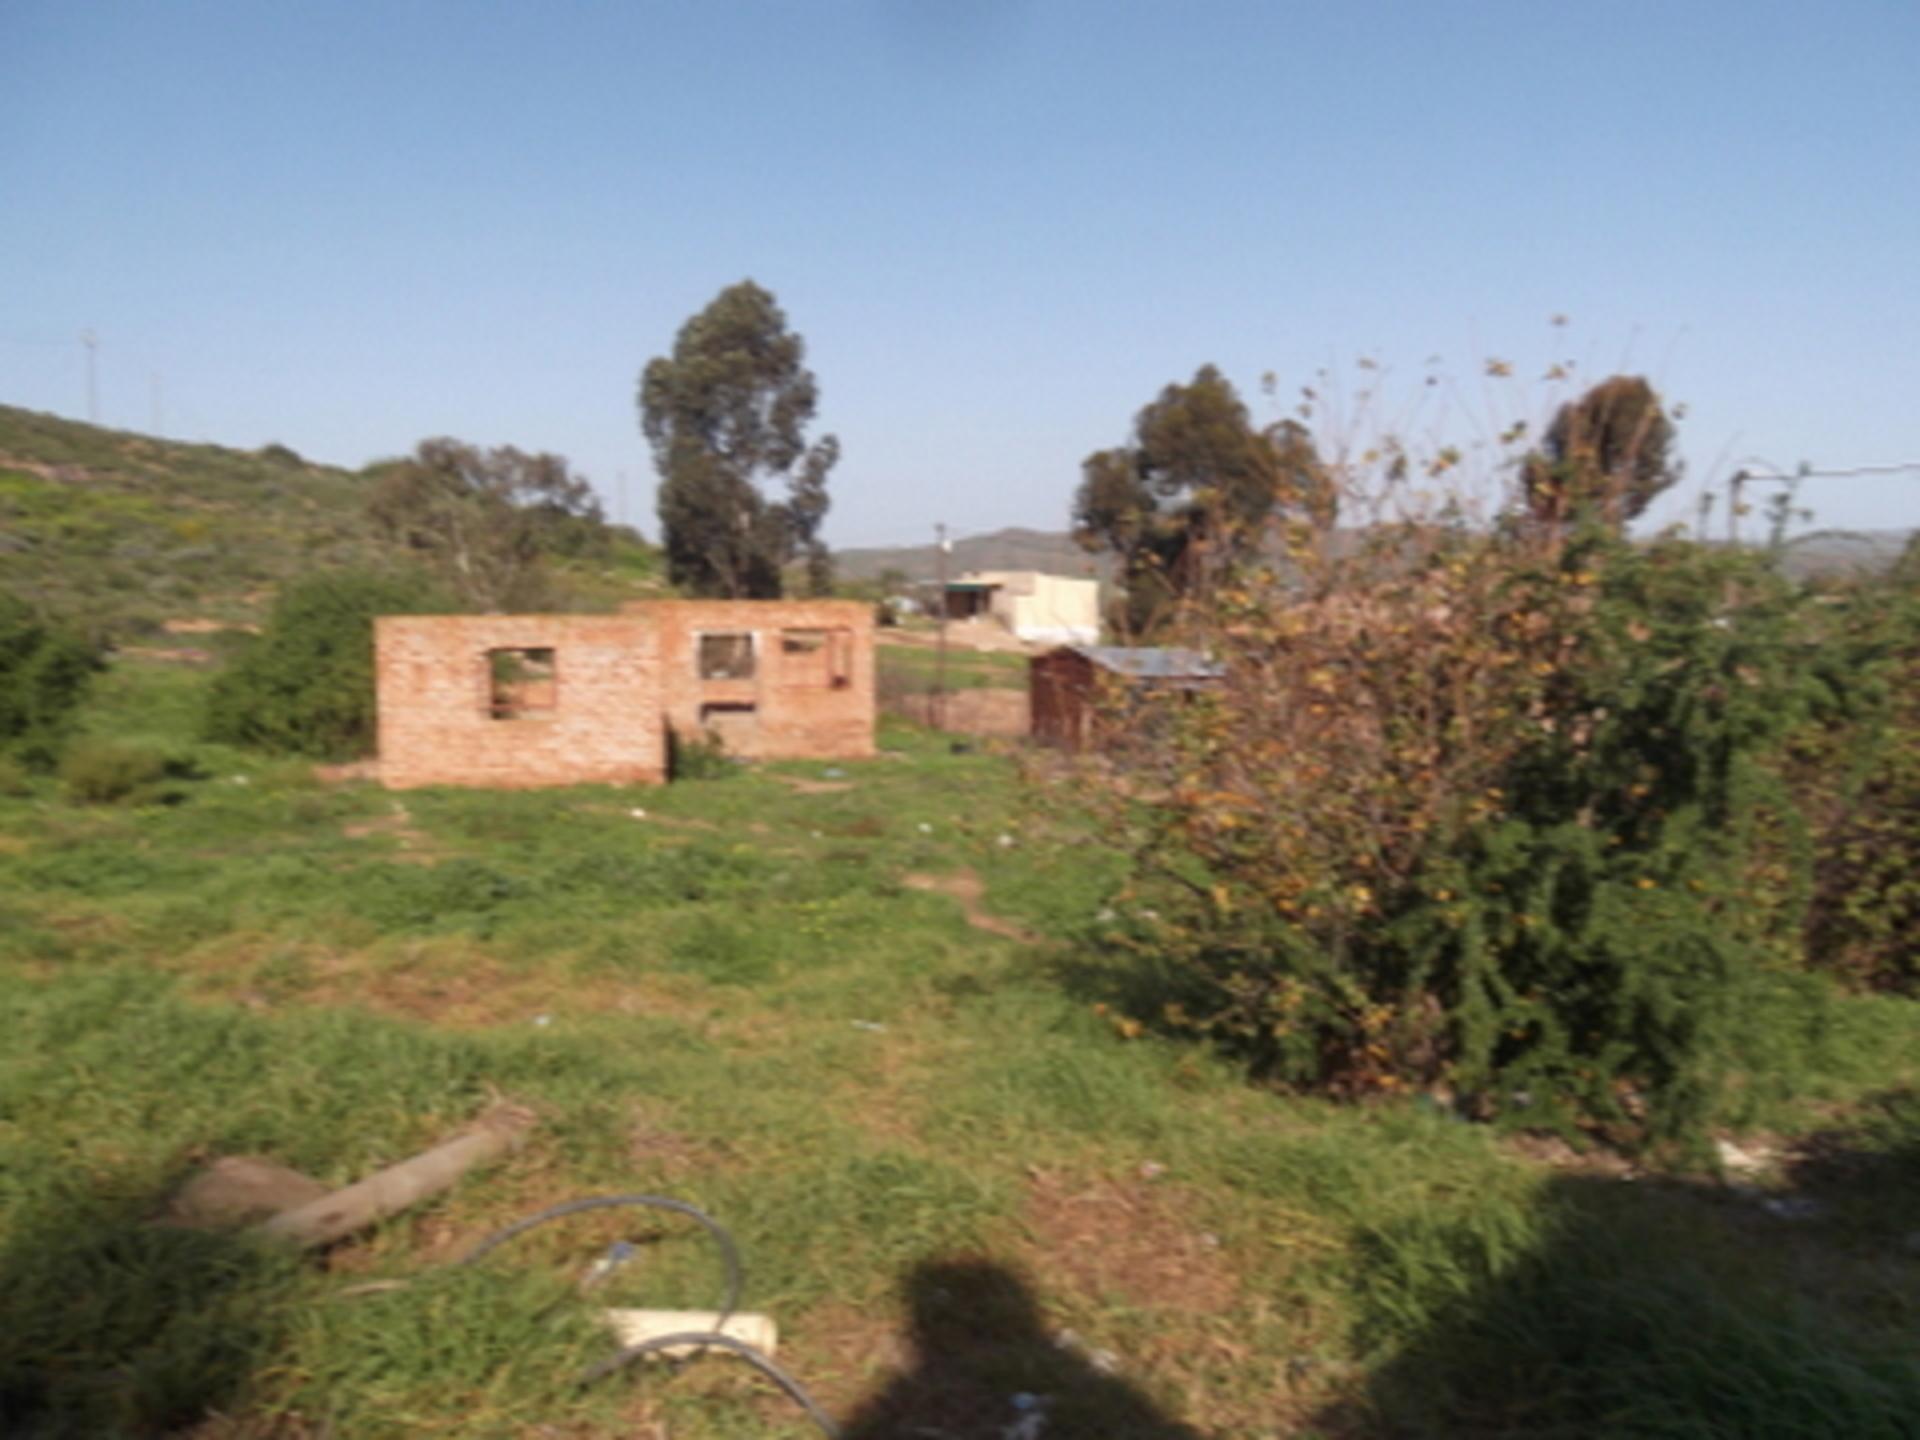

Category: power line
[1733, 462, 1920, 482]
[1724, 460, 1920, 544]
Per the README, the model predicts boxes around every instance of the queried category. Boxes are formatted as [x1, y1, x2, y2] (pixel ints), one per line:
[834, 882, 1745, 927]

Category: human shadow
[1316, 1089, 1920, 1438]
[839, 1257, 1206, 1440]
[0, 1180, 296, 1438]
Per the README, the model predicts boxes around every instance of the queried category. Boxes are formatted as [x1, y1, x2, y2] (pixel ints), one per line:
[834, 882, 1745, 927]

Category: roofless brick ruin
[374, 599, 874, 789]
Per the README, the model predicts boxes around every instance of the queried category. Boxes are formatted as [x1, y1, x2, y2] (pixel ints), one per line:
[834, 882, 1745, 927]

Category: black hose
[454, 1193, 841, 1437]
[582, 1331, 843, 1438]
[454, 1193, 744, 1325]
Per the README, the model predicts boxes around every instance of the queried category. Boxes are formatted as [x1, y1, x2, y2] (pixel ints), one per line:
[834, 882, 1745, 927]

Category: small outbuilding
[941, 571, 1100, 645]
[1029, 645, 1224, 751]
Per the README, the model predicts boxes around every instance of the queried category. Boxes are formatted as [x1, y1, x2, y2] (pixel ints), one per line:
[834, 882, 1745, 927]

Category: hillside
[0, 405, 387, 634]
[0, 406, 664, 635]
[835, 526, 1114, 586]
[1777, 527, 1916, 581]
[835, 521, 1915, 591]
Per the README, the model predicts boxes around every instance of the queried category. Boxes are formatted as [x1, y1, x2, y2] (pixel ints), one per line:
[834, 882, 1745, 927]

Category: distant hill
[837, 522, 1915, 591]
[835, 526, 1115, 587]
[1775, 528, 1915, 582]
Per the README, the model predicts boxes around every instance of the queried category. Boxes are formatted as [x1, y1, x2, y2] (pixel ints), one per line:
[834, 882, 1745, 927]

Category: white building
[942, 570, 1100, 645]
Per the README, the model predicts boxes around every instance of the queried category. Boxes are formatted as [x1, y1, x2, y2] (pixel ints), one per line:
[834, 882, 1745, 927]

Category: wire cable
[454, 1193, 743, 1324]
[581, 1331, 843, 1437]
[452, 1193, 841, 1437]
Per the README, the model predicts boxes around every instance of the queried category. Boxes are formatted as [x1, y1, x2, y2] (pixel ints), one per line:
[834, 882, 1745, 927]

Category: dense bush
[1087, 517, 1840, 1148]
[667, 726, 734, 781]
[203, 569, 448, 759]
[1787, 571, 1920, 993]
[0, 589, 103, 768]
[60, 739, 201, 806]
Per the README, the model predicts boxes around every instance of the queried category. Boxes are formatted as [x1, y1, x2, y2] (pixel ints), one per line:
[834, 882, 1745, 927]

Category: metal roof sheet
[1067, 645, 1224, 679]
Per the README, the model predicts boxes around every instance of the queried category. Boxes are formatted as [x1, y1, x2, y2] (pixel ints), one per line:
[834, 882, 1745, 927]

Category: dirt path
[901, 867, 1040, 944]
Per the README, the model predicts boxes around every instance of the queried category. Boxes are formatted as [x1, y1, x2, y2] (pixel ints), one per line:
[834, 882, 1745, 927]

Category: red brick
[374, 601, 875, 789]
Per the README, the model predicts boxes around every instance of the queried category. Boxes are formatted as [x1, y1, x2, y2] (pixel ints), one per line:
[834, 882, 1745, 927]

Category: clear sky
[3, 1, 1917, 546]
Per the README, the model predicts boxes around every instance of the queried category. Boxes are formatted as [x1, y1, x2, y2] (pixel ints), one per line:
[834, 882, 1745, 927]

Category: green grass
[876, 640, 1030, 693]
[0, 406, 664, 638]
[0, 656, 1916, 1437]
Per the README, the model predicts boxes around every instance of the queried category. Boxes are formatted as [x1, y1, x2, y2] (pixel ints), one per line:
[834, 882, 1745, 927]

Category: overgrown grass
[0, 406, 664, 638]
[0, 656, 1915, 1437]
[876, 641, 1031, 693]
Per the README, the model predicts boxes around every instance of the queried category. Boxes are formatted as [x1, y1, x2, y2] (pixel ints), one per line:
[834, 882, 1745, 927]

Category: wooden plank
[253, 1103, 534, 1251]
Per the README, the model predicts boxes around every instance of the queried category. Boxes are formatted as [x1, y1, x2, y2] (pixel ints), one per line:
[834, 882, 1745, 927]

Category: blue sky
[3, 1, 1917, 546]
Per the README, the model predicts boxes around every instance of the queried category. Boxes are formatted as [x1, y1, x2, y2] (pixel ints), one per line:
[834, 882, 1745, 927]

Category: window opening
[487, 647, 556, 719]
[697, 632, 756, 680]
[698, 701, 759, 746]
[780, 628, 853, 688]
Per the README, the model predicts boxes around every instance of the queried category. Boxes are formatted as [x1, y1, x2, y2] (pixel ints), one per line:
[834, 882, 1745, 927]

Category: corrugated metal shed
[1069, 646, 1223, 680]
[1030, 645, 1224, 749]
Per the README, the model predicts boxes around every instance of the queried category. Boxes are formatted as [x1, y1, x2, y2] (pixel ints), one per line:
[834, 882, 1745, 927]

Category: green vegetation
[58, 737, 200, 805]
[641, 280, 838, 598]
[1074, 365, 1331, 635]
[1521, 375, 1682, 529]
[203, 569, 449, 760]
[876, 640, 1030, 695]
[1790, 571, 1920, 994]
[1, 656, 1915, 1436]
[367, 439, 609, 611]
[0, 589, 102, 767]
[1086, 506, 1920, 1154]
[0, 406, 663, 640]
[0, 406, 387, 635]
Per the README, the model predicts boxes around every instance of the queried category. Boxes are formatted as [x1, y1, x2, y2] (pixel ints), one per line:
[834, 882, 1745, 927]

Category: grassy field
[875, 637, 1032, 694]
[1, 658, 1917, 1437]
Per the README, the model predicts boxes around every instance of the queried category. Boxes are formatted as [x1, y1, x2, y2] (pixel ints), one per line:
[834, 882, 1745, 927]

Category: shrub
[0, 590, 104, 768]
[1787, 572, 1920, 993]
[667, 726, 734, 781]
[203, 569, 448, 759]
[0, 753, 31, 796]
[1084, 517, 1828, 1148]
[60, 740, 200, 805]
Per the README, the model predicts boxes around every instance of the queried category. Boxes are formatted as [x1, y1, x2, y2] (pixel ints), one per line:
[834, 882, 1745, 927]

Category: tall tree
[1073, 366, 1329, 634]
[366, 439, 605, 611]
[639, 281, 838, 598]
[1522, 375, 1680, 530]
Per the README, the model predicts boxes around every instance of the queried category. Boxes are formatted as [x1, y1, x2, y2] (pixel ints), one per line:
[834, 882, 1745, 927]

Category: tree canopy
[203, 568, 447, 760]
[639, 280, 838, 598]
[366, 439, 606, 611]
[1521, 375, 1680, 529]
[1073, 365, 1330, 633]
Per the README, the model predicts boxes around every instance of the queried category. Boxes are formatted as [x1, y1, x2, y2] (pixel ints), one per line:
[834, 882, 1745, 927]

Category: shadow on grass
[0, 1185, 298, 1439]
[1317, 1089, 1920, 1439]
[840, 1258, 1203, 1440]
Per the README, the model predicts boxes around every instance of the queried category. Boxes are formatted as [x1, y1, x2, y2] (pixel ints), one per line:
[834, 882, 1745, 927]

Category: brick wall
[623, 599, 876, 761]
[375, 615, 667, 789]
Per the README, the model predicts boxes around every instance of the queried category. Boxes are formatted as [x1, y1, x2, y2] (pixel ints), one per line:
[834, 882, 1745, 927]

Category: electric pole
[80, 328, 98, 423]
[934, 522, 950, 732]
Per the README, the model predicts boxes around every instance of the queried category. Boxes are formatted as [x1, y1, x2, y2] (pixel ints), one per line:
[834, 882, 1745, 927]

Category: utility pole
[150, 371, 164, 435]
[80, 328, 98, 423]
[934, 522, 950, 732]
